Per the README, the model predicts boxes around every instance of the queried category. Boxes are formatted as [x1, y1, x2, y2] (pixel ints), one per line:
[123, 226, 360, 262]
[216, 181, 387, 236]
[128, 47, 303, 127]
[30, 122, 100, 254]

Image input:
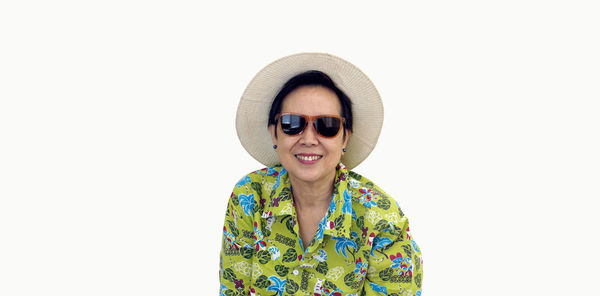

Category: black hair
[267, 70, 353, 138]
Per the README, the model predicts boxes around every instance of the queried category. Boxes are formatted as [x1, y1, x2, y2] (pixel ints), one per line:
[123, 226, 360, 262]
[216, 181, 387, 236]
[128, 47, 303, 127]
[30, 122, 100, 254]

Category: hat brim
[236, 52, 383, 170]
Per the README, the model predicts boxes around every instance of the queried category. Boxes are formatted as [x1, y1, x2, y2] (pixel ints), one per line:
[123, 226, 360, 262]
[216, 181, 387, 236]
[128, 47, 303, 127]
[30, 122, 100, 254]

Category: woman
[220, 53, 423, 296]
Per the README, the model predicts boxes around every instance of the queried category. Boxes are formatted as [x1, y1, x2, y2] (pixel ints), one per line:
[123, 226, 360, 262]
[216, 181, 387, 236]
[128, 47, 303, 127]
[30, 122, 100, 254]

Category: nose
[299, 122, 319, 146]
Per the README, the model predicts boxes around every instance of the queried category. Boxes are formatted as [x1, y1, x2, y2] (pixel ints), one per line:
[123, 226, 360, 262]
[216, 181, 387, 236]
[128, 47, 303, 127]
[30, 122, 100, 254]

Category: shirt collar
[262, 164, 353, 239]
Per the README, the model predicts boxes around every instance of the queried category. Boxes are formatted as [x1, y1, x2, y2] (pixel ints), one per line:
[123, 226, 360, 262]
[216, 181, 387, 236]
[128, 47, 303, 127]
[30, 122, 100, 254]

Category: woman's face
[270, 85, 350, 185]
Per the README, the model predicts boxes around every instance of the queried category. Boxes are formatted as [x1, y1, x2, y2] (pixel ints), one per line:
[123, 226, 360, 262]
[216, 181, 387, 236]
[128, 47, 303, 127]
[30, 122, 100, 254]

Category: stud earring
[342, 148, 346, 153]
[273, 145, 277, 149]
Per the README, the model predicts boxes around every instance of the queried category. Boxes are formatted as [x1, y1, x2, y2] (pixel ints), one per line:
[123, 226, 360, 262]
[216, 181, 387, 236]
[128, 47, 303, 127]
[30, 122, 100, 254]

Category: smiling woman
[220, 53, 423, 296]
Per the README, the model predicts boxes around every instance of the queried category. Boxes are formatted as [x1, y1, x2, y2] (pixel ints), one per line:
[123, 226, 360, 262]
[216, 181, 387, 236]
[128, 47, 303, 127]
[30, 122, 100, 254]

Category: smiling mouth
[295, 154, 323, 161]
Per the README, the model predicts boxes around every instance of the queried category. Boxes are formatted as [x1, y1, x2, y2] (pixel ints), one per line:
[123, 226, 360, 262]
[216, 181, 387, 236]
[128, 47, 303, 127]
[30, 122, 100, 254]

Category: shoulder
[346, 171, 408, 233]
[229, 166, 286, 216]
[232, 165, 284, 193]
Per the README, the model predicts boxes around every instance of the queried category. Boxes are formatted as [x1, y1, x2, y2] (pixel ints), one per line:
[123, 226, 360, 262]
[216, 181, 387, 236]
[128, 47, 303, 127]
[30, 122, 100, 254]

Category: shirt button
[292, 269, 299, 275]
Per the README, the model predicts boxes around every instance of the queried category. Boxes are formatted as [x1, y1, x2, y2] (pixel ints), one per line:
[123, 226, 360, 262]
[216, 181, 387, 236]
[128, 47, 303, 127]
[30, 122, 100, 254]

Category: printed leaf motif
[254, 275, 270, 289]
[323, 280, 337, 291]
[415, 273, 422, 288]
[257, 250, 270, 264]
[348, 171, 362, 180]
[356, 216, 364, 229]
[278, 187, 292, 201]
[224, 290, 235, 296]
[274, 265, 289, 277]
[285, 279, 299, 294]
[260, 220, 271, 237]
[374, 219, 390, 231]
[389, 227, 402, 236]
[316, 261, 328, 275]
[376, 198, 390, 210]
[240, 247, 253, 259]
[402, 245, 413, 258]
[223, 268, 236, 282]
[282, 248, 297, 263]
[231, 194, 239, 206]
[334, 215, 345, 231]
[286, 217, 295, 235]
[251, 182, 262, 198]
[414, 255, 421, 271]
[227, 220, 239, 237]
[379, 267, 393, 281]
[343, 271, 355, 287]
[398, 207, 404, 217]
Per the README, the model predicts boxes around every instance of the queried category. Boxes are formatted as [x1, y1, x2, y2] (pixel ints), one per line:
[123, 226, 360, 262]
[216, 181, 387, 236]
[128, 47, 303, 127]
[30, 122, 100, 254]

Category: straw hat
[236, 52, 383, 170]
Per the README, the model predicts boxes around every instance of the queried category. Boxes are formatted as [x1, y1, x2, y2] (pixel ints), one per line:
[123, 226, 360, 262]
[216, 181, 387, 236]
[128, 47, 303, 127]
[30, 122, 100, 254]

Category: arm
[219, 188, 256, 296]
[363, 216, 423, 296]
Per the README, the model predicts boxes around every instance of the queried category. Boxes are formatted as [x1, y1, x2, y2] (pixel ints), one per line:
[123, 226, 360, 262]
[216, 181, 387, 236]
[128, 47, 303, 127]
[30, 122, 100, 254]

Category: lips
[295, 154, 323, 163]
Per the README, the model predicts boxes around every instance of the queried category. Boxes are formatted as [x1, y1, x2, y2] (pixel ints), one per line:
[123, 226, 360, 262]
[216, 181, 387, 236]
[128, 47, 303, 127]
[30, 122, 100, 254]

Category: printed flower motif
[233, 261, 251, 277]
[268, 246, 280, 261]
[238, 193, 255, 217]
[353, 257, 368, 282]
[222, 227, 240, 250]
[390, 252, 413, 276]
[253, 221, 267, 251]
[358, 188, 378, 208]
[366, 210, 382, 224]
[314, 249, 328, 262]
[233, 278, 244, 290]
[361, 227, 368, 237]
[322, 287, 343, 296]
[280, 204, 293, 215]
[385, 212, 400, 224]
[252, 263, 263, 278]
[266, 275, 286, 296]
[326, 266, 345, 281]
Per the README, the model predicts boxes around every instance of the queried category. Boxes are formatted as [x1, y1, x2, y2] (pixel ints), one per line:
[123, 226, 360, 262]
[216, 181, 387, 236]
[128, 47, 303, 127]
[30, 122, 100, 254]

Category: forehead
[280, 86, 342, 115]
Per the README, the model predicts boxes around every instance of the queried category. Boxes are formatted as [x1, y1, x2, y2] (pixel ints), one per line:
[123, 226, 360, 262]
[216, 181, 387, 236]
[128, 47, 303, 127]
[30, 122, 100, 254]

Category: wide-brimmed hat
[236, 52, 383, 170]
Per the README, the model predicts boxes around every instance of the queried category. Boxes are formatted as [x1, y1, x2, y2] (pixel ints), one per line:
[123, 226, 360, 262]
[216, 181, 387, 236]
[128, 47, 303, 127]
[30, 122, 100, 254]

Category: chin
[285, 163, 336, 184]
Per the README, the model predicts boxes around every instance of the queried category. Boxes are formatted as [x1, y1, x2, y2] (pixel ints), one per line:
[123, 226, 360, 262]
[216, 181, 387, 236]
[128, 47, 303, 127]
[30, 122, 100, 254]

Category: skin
[269, 85, 350, 249]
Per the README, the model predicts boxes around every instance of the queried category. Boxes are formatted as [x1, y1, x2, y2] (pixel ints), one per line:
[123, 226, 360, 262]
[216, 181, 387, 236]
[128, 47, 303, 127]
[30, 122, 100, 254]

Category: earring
[273, 145, 277, 149]
[342, 148, 346, 153]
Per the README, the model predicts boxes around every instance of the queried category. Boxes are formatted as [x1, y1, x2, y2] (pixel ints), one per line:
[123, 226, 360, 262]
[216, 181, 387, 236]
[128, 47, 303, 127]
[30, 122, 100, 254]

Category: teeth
[296, 155, 322, 161]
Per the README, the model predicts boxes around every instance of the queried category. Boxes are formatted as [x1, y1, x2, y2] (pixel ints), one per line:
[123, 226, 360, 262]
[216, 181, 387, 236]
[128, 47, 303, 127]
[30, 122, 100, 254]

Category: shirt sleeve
[363, 215, 424, 296]
[219, 185, 256, 296]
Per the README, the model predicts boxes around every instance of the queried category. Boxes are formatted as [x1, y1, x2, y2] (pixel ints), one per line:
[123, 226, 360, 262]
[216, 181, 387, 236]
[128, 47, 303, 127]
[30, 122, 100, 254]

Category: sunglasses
[276, 113, 345, 138]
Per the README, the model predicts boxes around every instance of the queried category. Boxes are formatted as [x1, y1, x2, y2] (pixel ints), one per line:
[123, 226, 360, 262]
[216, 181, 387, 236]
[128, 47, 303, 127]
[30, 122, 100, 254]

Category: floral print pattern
[220, 164, 423, 295]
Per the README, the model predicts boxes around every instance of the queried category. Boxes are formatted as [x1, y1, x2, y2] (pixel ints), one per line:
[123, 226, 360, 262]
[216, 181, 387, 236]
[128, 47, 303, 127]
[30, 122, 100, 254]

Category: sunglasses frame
[276, 113, 345, 138]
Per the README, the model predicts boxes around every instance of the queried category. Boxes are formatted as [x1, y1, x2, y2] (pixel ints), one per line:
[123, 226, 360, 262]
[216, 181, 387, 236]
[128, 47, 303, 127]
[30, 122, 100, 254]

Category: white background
[1, 1, 598, 295]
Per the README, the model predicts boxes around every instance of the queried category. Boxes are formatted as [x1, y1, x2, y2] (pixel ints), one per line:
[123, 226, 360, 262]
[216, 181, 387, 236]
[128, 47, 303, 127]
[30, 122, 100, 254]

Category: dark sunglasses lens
[280, 114, 306, 135]
[315, 117, 341, 137]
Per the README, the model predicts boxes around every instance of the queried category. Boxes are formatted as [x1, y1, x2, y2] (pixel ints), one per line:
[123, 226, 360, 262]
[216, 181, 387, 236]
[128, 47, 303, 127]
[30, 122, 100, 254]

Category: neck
[289, 171, 337, 209]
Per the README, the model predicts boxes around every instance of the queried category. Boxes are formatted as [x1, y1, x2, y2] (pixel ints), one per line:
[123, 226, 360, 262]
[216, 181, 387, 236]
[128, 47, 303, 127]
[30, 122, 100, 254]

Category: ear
[269, 124, 278, 145]
[342, 130, 351, 152]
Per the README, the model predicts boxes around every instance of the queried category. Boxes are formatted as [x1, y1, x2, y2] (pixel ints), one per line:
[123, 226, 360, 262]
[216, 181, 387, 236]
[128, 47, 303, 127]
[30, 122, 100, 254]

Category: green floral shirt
[219, 164, 423, 296]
